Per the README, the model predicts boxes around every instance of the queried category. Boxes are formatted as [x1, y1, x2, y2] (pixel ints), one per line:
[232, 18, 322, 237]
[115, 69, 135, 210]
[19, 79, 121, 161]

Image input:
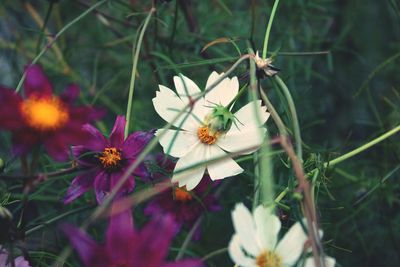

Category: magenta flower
[0, 246, 30, 267]
[63, 210, 204, 267]
[64, 116, 153, 204]
[0, 64, 102, 161]
[145, 155, 221, 238]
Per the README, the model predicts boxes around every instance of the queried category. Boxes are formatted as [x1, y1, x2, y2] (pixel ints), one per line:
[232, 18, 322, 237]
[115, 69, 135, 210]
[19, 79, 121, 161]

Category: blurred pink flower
[63, 210, 203, 267]
[0, 64, 102, 161]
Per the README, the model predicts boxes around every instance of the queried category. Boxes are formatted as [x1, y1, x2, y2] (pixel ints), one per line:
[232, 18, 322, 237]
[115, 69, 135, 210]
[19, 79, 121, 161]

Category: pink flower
[64, 116, 154, 204]
[63, 210, 204, 267]
[0, 64, 102, 161]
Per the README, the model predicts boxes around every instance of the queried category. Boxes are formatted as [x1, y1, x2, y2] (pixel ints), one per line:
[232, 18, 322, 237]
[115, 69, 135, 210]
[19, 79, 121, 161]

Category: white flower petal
[217, 127, 266, 155]
[228, 234, 258, 267]
[153, 85, 203, 132]
[231, 203, 262, 256]
[206, 144, 243, 180]
[171, 143, 207, 190]
[204, 71, 238, 107]
[233, 100, 270, 130]
[253, 205, 281, 250]
[173, 74, 202, 99]
[275, 222, 308, 266]
[156, 129, 198, 158]
[304, 256, 336, 267]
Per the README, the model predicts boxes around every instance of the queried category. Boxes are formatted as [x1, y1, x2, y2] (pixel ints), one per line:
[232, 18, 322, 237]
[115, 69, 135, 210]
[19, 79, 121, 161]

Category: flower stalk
[125, 7, 155, 139]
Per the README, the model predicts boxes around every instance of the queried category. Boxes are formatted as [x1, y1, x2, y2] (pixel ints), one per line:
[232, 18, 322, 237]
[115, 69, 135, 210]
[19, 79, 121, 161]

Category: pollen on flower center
[99, 147, 122, 169]
[197, 126, 218, 145]
[174, 187, 192, 202]
[256, 250, 282, 267]
[20, 96, 69, 131]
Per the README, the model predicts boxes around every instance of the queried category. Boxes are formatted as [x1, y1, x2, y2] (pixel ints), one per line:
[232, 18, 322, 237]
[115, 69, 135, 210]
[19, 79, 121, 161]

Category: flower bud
[205, 105, 235, 135]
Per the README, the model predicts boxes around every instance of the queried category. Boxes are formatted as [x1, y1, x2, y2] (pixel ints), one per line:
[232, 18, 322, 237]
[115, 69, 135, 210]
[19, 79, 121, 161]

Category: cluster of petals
[153, 71, 270, 190]
[63, 209, 203, 267]
[0, 64, 102, 161]
[144, 154, 221, 238]
[64, 116, 153, 204]
[0, 246, 30, 267]
[228, 203, 336, 267]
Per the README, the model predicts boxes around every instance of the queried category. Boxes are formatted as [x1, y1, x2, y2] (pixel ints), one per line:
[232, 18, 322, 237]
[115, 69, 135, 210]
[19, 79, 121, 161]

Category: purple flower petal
[61, 84, 80, 103]
[71, 146, 99, 167]
[43, 135, 70, 161]
[94, 171, 110, 203]
[134, 215, 176, 267]
[13, 256, 32, 267]
[109, 115, 126, 148]
[122, 130, 154, 157]
[81, 124, 107, 151]
[0, 87, 24, 131]
[24, 64, 53, 97]
[125, 158, 150, 179]
[106, 209, 136, 264]
[64, 170, 97, 204]
[163, 260, 205, 267]
[62, 224, 108, 267]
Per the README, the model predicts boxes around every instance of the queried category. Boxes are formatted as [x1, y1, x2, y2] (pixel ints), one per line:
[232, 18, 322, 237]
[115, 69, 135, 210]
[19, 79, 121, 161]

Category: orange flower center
[20, 96, 69, 131]
[256, 250, 282, 267]
[197, 126, 218, 145]
[99, 147, 122, 169]
[174, 187, 192, 202]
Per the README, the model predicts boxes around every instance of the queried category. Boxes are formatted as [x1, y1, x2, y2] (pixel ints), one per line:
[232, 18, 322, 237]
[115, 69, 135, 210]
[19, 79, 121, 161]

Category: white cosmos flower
[152, 71, 269, 190]
[228, 203, 337, 267]
[228, 203, 308, 267]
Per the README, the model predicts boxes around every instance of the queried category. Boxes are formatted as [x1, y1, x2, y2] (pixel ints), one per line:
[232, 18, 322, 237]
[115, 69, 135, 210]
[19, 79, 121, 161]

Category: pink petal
[61, 84, 80, 103]
[122, 130, 154, 157]
[109, 116, 126, 148]
[62, 224, 108, 267]
[64, 170, 97, 204]
[24, 64, 53, 97]
[94, 171, 110, 203]
[106, 208, 136, 263]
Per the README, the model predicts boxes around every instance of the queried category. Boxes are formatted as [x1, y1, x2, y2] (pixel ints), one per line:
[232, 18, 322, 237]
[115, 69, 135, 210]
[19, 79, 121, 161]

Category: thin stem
[26, 205, 93, 236]
[15, 0, 108, 93]
[249, 46, 274, 207]
[274, 75, 303, 162]
[324, 124, 400, 168]
[226, 84, 248, 110]
[262, 0, 280, 59]
[124, 8, 155, 139]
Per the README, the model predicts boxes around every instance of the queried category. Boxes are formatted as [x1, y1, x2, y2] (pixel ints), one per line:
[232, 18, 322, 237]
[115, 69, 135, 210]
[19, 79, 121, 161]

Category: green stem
[26, 205, 93, 236]
[325, 125, 400, 168]
[262, 0, 280, 59]
[274, 75, 303, 162]
[226, 84, 248, 110]
[15, 0, 108, 93]
[124, 8, 155, 139]
[249, 46, 274, 207]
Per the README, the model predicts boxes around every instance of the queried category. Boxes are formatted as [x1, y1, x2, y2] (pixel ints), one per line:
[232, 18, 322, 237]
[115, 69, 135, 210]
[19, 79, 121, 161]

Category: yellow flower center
[99, 147, 122, 169]
[174, 187, 192, 202]
[20, 96, 69, 131]
[197, 126, 219, 145]
[256, 250, 282, 267]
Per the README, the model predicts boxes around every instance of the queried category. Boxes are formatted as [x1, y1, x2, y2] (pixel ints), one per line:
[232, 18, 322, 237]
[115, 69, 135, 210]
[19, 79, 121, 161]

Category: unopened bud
[205, 105, 235, 135]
